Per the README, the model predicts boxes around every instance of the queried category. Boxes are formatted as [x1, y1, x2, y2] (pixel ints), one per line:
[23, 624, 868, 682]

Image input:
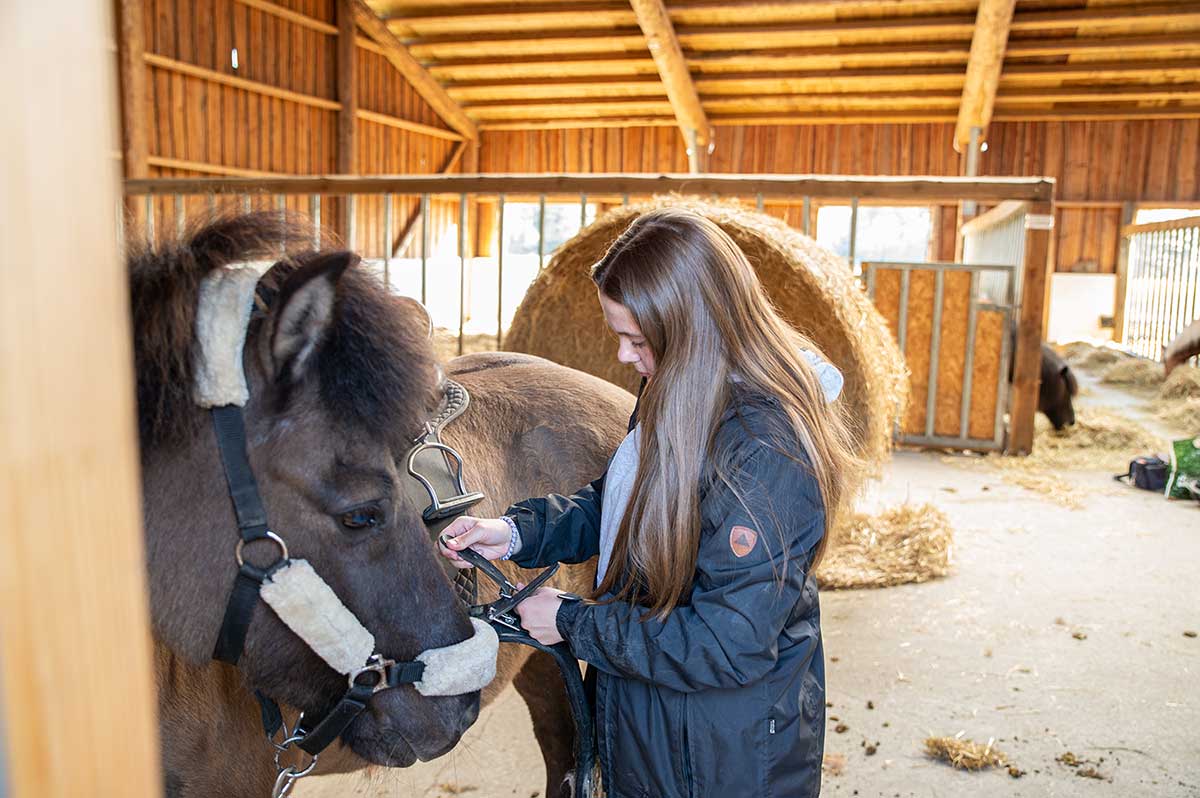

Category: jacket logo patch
[729, 525, 758, 558]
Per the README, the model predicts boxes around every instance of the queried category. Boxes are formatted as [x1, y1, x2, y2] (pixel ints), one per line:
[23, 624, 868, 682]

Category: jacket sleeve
[555, 443, 823, 693]
[506, 472, 606, 569]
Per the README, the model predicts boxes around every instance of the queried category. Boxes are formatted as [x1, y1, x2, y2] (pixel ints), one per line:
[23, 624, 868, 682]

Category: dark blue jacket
[507, 390, 826, 798]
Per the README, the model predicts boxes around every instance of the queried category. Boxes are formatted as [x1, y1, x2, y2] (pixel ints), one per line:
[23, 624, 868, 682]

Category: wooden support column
[336, 0, 358, 242]
[1008, 200, 1056, 455]
[628, 0, 712, 171]
[1111, 202, 1136, 343]
[954, 0, 1016, 153]
[117, 0, 149, 226]
[1, 2, 161, 796]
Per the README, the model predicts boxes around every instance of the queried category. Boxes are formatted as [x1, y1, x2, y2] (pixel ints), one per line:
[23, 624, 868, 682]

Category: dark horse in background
[132, 214, 630, 797]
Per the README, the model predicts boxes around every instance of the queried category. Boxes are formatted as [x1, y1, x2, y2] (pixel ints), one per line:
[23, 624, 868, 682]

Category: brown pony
[132, 214, 629, 798]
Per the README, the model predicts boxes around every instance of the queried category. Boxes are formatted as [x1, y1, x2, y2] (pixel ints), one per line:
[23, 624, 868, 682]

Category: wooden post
[1, 1, 162, 796]
[1111, 202, 1136, 343]
[336, 0, 357, 241]
[1007, 199, 1056, 455]
[117, 0, 149, 226]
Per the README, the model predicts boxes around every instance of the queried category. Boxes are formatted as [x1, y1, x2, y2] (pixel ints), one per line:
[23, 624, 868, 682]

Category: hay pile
[1154, 398, 1200, 432]
[816, 504, 953, 589]
[983, 407, 1166, 507]
[1101, 357, 1163, 387]
[1160, 364, 1200, 399]
[504, 198, 908, 476]
[1061, 341, 1129, 371]
[924, 736, 1008, 771]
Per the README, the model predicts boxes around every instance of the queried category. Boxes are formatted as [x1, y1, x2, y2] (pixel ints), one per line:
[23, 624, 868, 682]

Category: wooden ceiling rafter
[628, 0, 712, 169]
[954, 0, 1017, 153]
[352, 0, 479, 140]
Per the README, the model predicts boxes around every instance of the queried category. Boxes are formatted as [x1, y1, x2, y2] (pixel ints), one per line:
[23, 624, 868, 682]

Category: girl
[439, 207, 858, 798]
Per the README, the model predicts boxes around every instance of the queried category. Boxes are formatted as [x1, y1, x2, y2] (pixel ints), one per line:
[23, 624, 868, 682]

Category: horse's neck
[154, 643, 277, 798]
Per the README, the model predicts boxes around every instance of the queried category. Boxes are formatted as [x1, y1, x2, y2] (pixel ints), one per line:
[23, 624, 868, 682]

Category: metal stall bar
[756, 193, 764, 212]
[897, 269, 910, 356]
[497, 194, 506, 349]
[242, 194, 251, 213]
[848, 197, 859, 270]
[145, 195, 155, 243]
[420, 193, 430, 306]
[383, 194, 392, 290]
[580, 194, 588, 228]
[924, 269, 945, 439]
[801, 197, 811, 236]
[310, 195, 322, 248]
[276, 194, 286, 254]
[458, 192, 467, 356]
[347, 194, 358, 252]
[959, 269, 980, 440]
[174, 194, 185, 240]
[537, 194, 547, 271]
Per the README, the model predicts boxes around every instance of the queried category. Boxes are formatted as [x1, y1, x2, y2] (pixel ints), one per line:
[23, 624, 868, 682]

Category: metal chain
[269, 715, 319, 798]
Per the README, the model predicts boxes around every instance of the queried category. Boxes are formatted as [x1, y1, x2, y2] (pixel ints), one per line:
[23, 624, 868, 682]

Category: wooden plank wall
[480, 120, 1200, 273]
[138, 0, 461, 257]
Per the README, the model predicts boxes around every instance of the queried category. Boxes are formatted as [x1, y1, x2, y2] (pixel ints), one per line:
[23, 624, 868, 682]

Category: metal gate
[865, 261, 1016, 451]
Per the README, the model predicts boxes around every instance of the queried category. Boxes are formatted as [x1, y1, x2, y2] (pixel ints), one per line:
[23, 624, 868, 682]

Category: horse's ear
[268, 251, 357, 387]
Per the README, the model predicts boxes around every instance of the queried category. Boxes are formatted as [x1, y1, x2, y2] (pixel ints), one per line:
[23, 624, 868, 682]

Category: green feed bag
[1166, 436, 1200, 501]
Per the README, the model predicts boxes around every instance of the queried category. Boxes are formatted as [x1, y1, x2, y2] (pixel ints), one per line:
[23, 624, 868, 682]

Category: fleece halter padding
[260, 560, 498, 695]
[192, 260, 274, 408]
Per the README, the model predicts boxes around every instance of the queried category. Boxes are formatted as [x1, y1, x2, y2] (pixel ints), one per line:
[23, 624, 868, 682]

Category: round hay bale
[505, 198, 907, 472]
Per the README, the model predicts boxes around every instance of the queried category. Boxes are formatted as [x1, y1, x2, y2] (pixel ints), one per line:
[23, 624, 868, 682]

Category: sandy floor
[299, 379, 1199, 798]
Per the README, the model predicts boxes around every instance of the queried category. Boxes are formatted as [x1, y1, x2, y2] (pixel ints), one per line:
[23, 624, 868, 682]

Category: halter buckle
[349, 654, 397, 693]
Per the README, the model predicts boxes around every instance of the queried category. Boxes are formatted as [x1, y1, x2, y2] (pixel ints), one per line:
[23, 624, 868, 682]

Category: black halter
[207, 403, 428, 762]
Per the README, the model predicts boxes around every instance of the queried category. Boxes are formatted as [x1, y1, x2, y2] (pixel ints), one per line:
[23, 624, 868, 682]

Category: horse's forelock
[130, 212, 314, 450]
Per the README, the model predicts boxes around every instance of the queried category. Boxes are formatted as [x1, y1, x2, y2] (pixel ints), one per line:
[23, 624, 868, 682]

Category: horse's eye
[340, 505, 384, 531]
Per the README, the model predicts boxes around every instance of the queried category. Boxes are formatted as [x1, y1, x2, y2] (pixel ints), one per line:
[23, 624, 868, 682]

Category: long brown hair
[591, 207, 861, 618]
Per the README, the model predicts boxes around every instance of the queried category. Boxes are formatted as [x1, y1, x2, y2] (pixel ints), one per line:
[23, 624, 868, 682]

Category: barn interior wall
[123, 6, 1200, 276]
[479, 120, 1200, 275]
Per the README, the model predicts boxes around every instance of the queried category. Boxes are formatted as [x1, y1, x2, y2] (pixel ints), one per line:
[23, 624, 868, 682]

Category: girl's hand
[438, 516, 512, 568]
[515, 587, 566, 645]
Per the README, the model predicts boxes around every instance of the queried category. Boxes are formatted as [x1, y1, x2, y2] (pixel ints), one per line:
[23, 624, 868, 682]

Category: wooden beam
[995, 84, 1200, 104]
[479, 116, 678, 130]
[1008, 199, 1056, 455]
[337, 0, 357, 176]
[117, 0, 149, 182]
[629, 0, 712, 166]
[1005, 34, 1200, 58]
[954, 0, 1016, 152]
[234, 0, 338, 34]
[2, 3, 162, 796]
[144, 53, 342, 110]
[384, 3, 636, 37]
[409, 31, 647, 61]
[337, 0, 357, 241]
[123, 174, 1057, 203]
[356, 109, 464, 141]
[351, 0, 479, 141]
[463, 98, 675, 119]
[431, 53, 659, 81]
[147, 155, 285, 177]
[1112, 202, 1136, 344]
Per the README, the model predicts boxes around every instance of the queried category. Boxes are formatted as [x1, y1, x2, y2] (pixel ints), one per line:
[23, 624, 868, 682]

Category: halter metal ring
[349, 654, 398, 693]
[236, 531, 289, 568]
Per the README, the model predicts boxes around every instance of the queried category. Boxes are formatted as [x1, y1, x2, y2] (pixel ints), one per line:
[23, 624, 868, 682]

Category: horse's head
[133, 214, 480, 766]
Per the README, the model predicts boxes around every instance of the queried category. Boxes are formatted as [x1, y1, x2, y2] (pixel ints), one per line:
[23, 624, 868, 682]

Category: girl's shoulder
[709, 387, 814, 483]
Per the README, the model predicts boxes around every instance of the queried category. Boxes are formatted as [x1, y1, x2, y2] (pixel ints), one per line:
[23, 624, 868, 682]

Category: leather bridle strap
[291, 659, 427, 756]
[211, 404, 286, 664]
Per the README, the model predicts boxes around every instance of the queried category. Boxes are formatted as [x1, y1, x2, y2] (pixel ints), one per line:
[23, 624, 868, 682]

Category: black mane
[129, 212, 439, 451]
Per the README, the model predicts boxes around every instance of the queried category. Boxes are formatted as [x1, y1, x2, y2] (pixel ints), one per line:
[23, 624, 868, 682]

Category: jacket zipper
[681, 694, 694, 798]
